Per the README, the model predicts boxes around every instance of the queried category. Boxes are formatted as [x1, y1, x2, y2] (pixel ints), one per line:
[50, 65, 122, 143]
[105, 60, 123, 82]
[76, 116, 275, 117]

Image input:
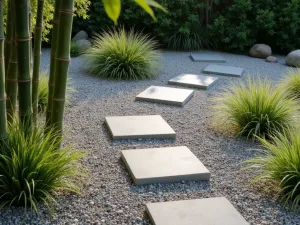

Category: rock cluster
[249, 44, 272, 59]
[249, 44, 300, 67]
[249, 44, 278, 63]
[72, 30, 91, 53]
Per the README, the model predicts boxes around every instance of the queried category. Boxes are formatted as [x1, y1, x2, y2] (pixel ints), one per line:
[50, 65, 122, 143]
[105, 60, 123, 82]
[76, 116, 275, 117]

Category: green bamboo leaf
[146, 0, 167, 13]
[134, 0, 156, 20]
[102, 0, 121, 24]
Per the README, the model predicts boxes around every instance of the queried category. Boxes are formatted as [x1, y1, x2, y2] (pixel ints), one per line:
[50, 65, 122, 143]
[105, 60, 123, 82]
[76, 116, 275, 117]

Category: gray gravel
[1, 49, 299, 225]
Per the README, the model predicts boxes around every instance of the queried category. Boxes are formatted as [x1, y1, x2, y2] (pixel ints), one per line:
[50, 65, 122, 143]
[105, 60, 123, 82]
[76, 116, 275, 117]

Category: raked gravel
[0, 49, 299, 225]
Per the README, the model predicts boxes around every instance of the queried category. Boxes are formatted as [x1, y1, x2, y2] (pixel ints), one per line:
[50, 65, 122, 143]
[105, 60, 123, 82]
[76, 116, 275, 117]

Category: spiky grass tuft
[212, 77, 300, 139]
[0, 121, 86, 213]
[38, 72, 74, 112]
[85, 29, 160, 80]
[246, 130, 300, 210]
[279, 69, 300, 100]
[38, 74, 49, 112]
[167, 32, 211, 51]
[70, 42, 81, 58]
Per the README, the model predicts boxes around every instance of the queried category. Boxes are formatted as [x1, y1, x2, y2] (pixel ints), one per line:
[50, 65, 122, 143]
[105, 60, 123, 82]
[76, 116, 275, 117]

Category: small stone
[104, 203, 112, 207]
[136, 217, 142, 222]
[74, 218, 79, 222]
[89, 201, 95, 205]
[266, 56, 278, 63]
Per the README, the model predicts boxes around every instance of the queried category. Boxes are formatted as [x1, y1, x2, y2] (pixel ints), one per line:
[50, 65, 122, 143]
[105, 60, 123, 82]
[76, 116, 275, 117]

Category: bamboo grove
[0, 0, 164, 146]
[0, 0, 74, 144]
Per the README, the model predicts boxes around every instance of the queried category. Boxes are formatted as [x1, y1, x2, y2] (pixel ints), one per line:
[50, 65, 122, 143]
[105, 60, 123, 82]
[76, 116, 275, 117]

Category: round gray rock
[249, 44, 272, 58]
[286, 50, 300, 67]
[72, 30, 88, 42]
[265, 56, 277, 63]
[76, 39, 92, 52]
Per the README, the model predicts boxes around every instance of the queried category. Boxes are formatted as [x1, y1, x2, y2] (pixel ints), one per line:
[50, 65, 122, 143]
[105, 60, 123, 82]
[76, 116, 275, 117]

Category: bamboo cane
[32, 0, 45, 123]
[5, 0, 13, 76]
[6, 0, 18, 120]
[15, 0, 32, 127]
[51, 0, 74, 139]
[46, 0, 61, 128]
[0, 0, 7, 142]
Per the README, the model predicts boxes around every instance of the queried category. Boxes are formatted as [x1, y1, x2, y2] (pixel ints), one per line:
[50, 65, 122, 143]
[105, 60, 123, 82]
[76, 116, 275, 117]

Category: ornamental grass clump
[246, 130, 300, 210]
[0, 121, 86, 212]
[167, 27, 212, 51]
[37, 74, 49, 112]
[279, 69, 300, 100]
[85, 29, 160, 80]
[168, 33, 207, 51]
[70, 42, 81, 57]
[212, 77, 299, 139]
[38, 73, 74, 113]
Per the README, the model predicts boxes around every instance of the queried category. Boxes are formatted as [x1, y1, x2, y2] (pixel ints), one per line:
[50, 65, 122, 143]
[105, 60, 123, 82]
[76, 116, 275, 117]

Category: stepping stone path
[203, 64, 244, 77]
[136, 86, 194, 106]
[121, 146, 210, 185]
[103, 52, 249, 224]
[168, 74, 218, 90]
[190, 52, 226, 63]
[105, 115, 176, 140]
[146, 197, 249, 225]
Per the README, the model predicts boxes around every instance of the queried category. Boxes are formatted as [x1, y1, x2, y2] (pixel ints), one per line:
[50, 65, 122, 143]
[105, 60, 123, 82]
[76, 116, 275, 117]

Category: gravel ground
[1, 49, 299, 225]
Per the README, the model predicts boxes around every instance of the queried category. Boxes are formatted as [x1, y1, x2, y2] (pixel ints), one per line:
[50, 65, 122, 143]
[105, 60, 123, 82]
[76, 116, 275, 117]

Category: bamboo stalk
[32, 0, 45, 123]
[28, 0, 33, 77]
[6, 0, 18, 120]
[15, 0, 32, 127]
[51, 0, 74, 139]
[46, 0, 61, 128]
[0, 0, 8, 142]
[5, 0, 13, 76]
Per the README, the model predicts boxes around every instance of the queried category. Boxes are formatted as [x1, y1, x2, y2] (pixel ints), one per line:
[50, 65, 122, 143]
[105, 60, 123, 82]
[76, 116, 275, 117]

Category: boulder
[76, 39, 92, 52]
[72, 30, 88, 42]
[266, 56, 277, 63]
[249, 44, 272, 58]
[286, 50, 300, 67]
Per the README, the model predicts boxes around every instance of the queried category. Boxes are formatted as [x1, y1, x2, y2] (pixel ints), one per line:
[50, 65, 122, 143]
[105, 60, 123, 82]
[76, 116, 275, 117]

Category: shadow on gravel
[101, 122, 176, 146]
[128, 180, 211, 194]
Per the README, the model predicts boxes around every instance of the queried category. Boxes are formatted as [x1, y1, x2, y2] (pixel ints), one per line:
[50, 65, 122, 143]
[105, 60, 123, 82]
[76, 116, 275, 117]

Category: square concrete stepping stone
[136, 86, 194, 106]
[203, 64, 244, 77]
[168, 74, 218, 89]
[105, 115, 176, 140]
[190, 52, 226, 63]
[121, 146, 210, 185]
[146, 197, 249, 225]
